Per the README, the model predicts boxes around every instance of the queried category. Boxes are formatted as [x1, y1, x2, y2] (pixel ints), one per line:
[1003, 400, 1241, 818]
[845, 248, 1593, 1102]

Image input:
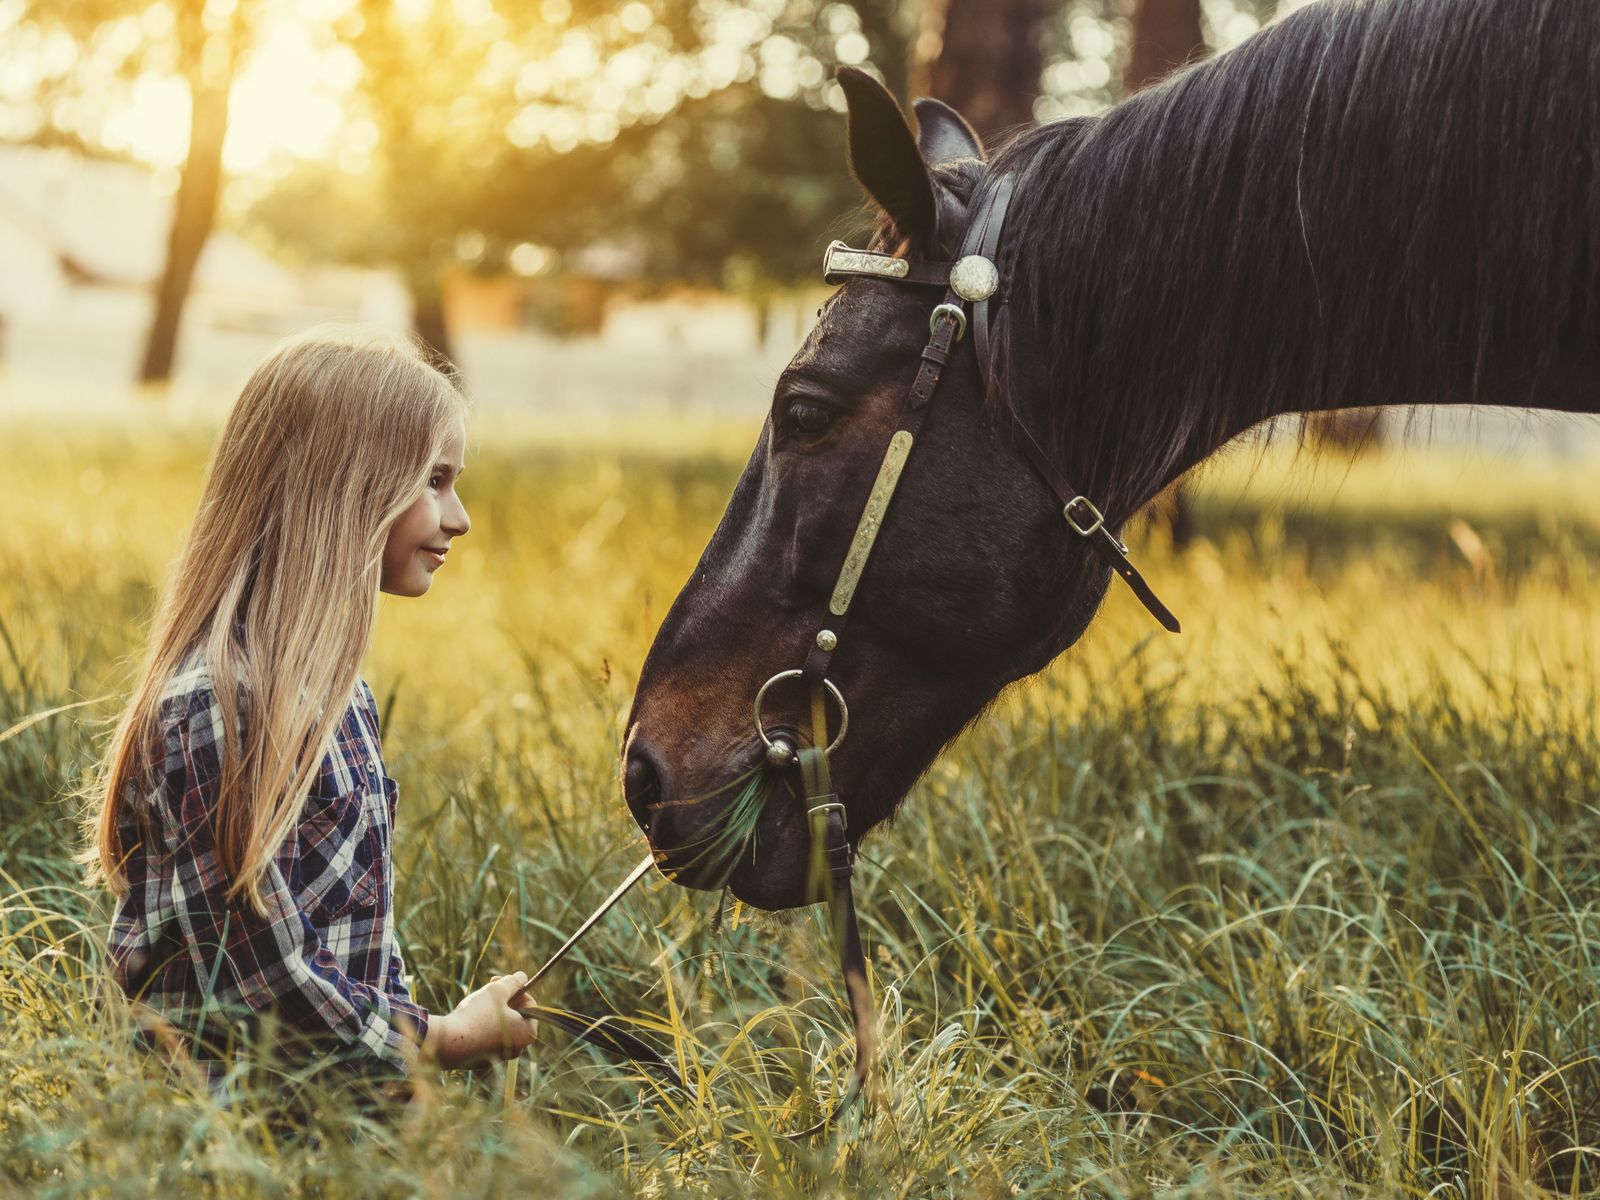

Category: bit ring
[754, 670, 848, 754]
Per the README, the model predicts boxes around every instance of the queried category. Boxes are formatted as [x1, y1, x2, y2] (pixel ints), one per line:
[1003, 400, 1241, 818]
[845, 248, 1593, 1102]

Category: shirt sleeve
[387, 941, 417, 1006]
[164, 689, 430, 1069]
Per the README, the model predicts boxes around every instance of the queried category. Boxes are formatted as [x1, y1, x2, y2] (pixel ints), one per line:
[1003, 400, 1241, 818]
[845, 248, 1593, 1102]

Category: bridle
[513, 170, 1180, 1138]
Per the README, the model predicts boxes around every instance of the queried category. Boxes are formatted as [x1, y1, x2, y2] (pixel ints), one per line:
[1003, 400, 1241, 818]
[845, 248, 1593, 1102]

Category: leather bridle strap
[966, 173, 1013, 391]
[1008, 418, 1180, 632]
[510, 854, 687, 1089]
[509, 841, 866, 1139]
[969, 173, 1179, 632]
[784, 684, 874, 1140]
[807, 172, 1180, 645]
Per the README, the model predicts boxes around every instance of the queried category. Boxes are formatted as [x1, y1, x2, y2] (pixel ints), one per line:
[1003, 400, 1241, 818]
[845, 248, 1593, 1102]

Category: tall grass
[2, 403, 1598, 1197]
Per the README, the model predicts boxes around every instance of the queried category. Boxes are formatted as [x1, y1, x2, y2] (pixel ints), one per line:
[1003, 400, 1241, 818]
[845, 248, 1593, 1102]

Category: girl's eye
[782, 400, 833, 437]
[430, 476, 443, 489]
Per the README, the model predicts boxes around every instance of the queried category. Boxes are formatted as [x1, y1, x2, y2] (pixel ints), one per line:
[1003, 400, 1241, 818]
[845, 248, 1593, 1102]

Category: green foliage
[3, 409, 1599, 1197]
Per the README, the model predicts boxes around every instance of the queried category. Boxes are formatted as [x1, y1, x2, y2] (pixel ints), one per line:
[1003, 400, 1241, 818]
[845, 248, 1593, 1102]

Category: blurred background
[0, 0, 1591, 458]
[6, 3, 1600, 1191]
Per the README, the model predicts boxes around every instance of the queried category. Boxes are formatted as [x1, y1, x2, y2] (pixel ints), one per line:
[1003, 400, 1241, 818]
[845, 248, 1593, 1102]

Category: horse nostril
[624, 748, 661, 830]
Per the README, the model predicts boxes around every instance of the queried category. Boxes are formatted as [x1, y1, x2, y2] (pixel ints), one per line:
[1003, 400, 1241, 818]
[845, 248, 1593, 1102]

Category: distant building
[0, 144, 408, 389]
[0, 144, 303, 321]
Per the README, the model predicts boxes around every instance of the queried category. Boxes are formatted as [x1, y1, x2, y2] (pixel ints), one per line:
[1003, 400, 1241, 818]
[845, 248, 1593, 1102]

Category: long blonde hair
[79, 327, 470, 916]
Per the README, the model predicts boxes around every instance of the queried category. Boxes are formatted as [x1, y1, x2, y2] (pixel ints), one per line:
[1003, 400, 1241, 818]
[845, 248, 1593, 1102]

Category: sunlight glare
[101, 74, 190, 168]
[223, 23, 350, 172]
[96, 14, 357, 175]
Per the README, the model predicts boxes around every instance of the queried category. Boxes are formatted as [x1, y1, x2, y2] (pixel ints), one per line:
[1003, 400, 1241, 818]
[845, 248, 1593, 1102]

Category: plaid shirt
[109, 647, 429, 1090]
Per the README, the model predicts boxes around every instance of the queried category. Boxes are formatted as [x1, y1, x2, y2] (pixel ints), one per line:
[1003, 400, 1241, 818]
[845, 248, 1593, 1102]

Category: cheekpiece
[823, 240, 910, 284]
[949, 254, 999, 302]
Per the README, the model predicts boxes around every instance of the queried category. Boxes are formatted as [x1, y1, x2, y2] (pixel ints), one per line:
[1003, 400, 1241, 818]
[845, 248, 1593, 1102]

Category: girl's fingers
[485, 971, 522, 998]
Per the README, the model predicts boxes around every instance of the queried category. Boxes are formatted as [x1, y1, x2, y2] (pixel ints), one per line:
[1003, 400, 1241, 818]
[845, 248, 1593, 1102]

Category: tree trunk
[921, 0, 1048, 145]
[138, 62, 231, 383]
[1125, 0, 1206, 93]
[138, 0, 241, 385]
[408, 264, 457, 375]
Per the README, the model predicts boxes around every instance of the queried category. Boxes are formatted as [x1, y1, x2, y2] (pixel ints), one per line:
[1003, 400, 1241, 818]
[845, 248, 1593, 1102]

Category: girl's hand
[421, 971, 539, 1070]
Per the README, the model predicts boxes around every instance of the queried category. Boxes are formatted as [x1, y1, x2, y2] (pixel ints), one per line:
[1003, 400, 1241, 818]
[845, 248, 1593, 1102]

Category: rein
[507, 171, 1180, 1138]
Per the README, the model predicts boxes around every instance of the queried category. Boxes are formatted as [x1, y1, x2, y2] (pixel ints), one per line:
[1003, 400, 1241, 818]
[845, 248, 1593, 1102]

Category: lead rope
[508, 854, 688, 1090]
[508, 700, 874, 1141]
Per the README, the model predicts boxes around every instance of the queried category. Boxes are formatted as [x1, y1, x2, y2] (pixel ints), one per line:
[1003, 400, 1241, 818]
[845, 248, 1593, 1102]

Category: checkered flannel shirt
[109, 648, 429, 1089]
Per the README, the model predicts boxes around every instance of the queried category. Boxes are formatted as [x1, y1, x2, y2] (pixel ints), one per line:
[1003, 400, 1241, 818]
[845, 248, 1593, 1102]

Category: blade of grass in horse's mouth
[655, 766, 781, 883]
[518, 768, 783, 995]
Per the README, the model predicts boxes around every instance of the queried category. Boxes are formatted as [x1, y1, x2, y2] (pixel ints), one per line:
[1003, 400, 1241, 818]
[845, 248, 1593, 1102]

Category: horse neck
[996, 0, 1600, 525]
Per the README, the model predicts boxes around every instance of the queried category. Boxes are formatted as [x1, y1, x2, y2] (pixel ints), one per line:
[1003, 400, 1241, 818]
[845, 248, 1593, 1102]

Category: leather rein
[510, 171, 1180, 1138]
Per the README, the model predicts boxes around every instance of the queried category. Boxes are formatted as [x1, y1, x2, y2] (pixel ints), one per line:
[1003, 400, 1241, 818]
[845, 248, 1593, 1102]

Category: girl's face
[380, 418, 471, 597]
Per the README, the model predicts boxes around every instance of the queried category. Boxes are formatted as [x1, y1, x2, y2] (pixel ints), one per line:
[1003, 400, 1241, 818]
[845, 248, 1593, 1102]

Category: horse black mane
[982, 0, 1600, 527]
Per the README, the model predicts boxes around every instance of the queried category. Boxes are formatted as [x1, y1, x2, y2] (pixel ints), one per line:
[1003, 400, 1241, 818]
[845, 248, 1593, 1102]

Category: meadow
[2, 400, 1598, 1198]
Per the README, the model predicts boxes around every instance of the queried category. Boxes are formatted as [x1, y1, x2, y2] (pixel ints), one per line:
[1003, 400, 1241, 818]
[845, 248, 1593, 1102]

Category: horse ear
[838, 66, 937, 247]
[912, 98, 986, 166]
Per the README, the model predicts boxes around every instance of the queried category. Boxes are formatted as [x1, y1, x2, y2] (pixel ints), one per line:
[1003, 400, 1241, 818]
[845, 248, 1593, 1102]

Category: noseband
[516, 172, 1181, 1140]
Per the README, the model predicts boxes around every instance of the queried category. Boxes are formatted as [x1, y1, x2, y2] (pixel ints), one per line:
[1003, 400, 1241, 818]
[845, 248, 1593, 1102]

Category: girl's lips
[421, 549, 445, 566]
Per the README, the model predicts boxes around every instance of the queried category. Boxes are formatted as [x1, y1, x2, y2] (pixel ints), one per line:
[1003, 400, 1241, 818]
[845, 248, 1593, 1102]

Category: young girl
[80, 327, 536, 1097]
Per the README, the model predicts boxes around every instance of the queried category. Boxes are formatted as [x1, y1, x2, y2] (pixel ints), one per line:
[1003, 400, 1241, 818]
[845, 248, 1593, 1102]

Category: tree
[140, 0, 249, 382]
[920, 0, 1049, 144]
[5, 0, 256, 383]
[1125, 0, 1204, 92]
[476, 85, 861, 287]
[250, 0, 921, 349]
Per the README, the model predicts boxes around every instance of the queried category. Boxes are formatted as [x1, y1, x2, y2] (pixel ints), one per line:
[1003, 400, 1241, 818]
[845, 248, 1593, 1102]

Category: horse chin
[723, 853, 810, 911]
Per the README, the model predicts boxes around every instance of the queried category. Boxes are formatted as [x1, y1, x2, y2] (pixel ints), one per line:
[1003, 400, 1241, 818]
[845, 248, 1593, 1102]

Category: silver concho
[949, 254, 999, 302]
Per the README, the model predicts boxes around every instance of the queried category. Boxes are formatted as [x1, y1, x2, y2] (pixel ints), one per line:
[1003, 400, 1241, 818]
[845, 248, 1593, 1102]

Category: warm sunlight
[101, 17, 356, 174]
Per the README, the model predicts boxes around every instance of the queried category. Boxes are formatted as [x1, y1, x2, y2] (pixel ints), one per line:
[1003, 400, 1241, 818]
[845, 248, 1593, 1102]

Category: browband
[822, 241, 967, 289]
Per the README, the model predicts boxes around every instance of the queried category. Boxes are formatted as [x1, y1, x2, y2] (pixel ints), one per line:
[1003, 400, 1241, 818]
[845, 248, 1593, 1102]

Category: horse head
[620, 69, 1175, 909]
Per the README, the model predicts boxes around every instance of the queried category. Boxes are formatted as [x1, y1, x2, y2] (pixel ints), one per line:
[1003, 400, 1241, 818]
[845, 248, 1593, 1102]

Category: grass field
[3, 402, 1599, 1198]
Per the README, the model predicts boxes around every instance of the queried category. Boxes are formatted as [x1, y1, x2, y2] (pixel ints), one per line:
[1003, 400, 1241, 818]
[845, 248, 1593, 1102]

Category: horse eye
[784, 400, 833, 435]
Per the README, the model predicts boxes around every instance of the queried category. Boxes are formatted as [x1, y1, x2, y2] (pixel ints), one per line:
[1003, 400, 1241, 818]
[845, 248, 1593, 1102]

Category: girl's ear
[838, 66, 937, 247]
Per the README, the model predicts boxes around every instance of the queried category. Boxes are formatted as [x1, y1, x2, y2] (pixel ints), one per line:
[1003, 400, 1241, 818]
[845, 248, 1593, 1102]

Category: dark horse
[624, 0, 1600, 910]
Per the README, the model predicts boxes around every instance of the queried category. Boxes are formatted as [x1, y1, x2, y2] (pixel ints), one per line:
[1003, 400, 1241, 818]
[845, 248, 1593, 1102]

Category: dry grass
[3, 401, 1598, 1198]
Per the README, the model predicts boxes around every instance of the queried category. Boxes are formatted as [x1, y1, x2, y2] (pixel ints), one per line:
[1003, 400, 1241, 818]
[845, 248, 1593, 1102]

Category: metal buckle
[754, 669, 848, 754]
[1063, 495, 1105, 538]
[806, 800, 848, 829]
[930, 302, 967, 341]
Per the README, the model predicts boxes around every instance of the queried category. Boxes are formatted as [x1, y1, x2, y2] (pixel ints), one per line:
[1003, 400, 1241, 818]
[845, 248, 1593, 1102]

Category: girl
[80, 327, 536, 1097]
